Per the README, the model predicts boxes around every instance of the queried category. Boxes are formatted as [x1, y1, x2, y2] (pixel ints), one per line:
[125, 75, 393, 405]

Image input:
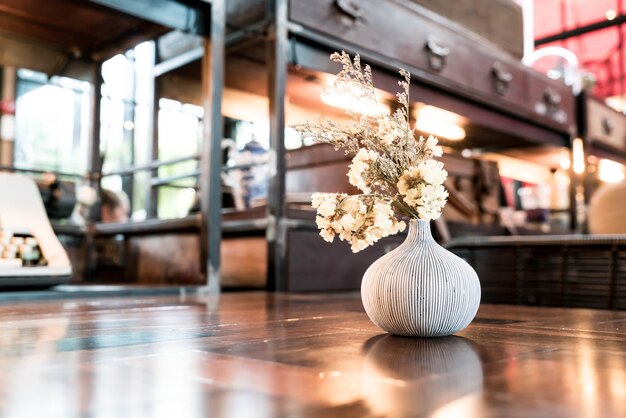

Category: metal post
[88, 63, 104, 211]
[199, 0, 225, 293]
[266, 0, 288, 291]
[84, 62, 104, 280]
[123, 51, 137, 212]
[146, 43, 159, 218]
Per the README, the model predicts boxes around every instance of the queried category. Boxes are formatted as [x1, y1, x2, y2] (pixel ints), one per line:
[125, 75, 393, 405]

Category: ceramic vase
[361, 219, 481, 337]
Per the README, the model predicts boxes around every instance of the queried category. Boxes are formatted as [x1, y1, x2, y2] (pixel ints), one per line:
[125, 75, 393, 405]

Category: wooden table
[1, 292, 625, 418]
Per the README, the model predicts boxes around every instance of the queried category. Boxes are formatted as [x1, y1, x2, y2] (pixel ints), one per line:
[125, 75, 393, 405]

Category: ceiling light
[414, 119, 466, 141]
[320, 89, 389, 116]
[413, 105, 466, 141]
[559, 148, 571, 170]
[606, 9, 617, 20]
[572, 137, 585, 175]
[319, 75, 390, 116]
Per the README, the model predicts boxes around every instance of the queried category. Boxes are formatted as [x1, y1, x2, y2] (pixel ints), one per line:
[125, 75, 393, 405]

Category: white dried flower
[295, 52, 451, 250]
[416, 191, 448, 220]
[377, 117, 403, 146]
[419, 160, 448, 186]
[397, 163, 448, 221]
[312, 194, 407, 253]
[408, 184, 449, 221]
[312, 193, 342, 217]
[397, 166, 420, 196]
[424, 135, 443, 158]
[319, 227, 335, 243]
[347, 149, 378, 193]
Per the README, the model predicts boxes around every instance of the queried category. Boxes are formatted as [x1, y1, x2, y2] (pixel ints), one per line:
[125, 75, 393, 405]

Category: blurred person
[187, 138, 239, 215]
[231, 135, 269, 209]
[100, 189, 130, 223]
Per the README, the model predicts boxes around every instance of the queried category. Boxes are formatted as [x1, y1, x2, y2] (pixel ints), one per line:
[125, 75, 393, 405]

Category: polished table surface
[1, 292, 625, 418]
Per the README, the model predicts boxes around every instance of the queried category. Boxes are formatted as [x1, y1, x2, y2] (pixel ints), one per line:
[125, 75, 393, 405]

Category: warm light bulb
[606, 9, 617, 20]
[413, 105, 466, 141]
[559, 148, 571, 170]
[572, 137, 585, 174]
[414, 119, 466, 141]
[598, 159, 625, 183]
[320, 90, 389, 116]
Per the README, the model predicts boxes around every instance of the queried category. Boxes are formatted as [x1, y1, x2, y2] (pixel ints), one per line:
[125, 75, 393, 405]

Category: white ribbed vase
[361, 219, 481, 337]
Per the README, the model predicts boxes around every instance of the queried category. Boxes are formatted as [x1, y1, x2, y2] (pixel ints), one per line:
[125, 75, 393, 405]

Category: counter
[1, 292, 625, 417]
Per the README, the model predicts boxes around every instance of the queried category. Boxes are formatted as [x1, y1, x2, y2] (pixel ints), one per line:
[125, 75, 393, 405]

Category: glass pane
[14, 75, 89, 174]
[133, 104, 151, 165]
[157, 101, 201, 178]
[102, 53, 135, 102]
[100, 97, 134, 172]
[134, 41, 155, 106]
[101, 174, 123, 192]
[157, 186, 197, 219]
[132, 171, 150, 221]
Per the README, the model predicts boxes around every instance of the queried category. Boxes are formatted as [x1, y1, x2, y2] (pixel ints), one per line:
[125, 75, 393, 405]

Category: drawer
[289, 0, 477, 93]
[289, 0, 424, 67]
[527, 72, 575, 131]
[586, 99, 626, 152]
[470, 51, 527, 107]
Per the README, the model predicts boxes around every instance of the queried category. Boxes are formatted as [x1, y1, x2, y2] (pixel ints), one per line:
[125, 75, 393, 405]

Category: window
[14, 70, 91, 175]
[100, 41, 155, 219]
[156, 98, 202, 219]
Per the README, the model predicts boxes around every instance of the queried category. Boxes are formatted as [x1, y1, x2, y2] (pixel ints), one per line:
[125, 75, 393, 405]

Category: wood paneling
[222, 237, 267, 287]
[0, 293, 626, 417]
[132, 233, 203, 285]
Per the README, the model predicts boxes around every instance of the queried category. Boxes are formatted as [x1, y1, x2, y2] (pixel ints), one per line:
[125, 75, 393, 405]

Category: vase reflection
[361, 334, 485, 417]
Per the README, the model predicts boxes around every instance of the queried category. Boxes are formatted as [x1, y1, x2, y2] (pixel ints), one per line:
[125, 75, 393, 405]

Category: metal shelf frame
[221, 0, 578, 291]
[1, 0, 580, 293]
[77, 0, 226, 292]
[90, 0, 577, 292]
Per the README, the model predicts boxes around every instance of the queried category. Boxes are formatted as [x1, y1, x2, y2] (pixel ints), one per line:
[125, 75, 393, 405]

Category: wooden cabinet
[289, 0, 574, 134]
[289, 0, 481, 94]
[527, 71, 575, 132]
[585, 98, 626, 154]
[289, 0, 428, 72]
[470, 52, 527, 107]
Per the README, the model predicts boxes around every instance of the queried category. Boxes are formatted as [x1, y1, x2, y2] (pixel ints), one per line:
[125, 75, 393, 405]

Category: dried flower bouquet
[293, 52, 448, 253]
